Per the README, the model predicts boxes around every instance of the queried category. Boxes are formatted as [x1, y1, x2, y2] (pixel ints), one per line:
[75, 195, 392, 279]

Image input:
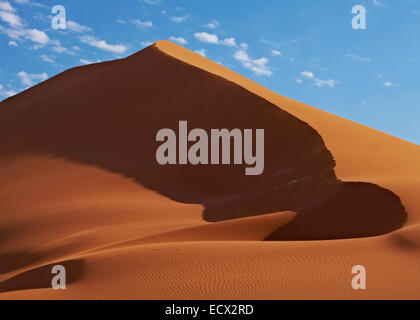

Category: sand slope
[0, 41, 419, 299]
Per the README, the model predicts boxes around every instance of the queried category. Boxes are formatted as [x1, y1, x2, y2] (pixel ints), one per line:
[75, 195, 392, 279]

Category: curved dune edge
[154, 40, 420, 227]
[99, 211, 296, 250]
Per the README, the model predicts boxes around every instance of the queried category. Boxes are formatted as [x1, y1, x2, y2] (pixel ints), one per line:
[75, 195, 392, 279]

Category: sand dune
[0, 41, 419, 299]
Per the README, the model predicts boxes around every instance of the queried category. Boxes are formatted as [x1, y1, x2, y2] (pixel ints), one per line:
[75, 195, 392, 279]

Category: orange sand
[0, 41, 419, 299]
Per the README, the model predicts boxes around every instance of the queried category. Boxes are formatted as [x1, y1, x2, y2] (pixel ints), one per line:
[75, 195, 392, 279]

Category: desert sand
[0, 40, 419, 299]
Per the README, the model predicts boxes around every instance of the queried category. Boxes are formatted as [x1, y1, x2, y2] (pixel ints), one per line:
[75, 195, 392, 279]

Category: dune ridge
[0, 41, 419, 299]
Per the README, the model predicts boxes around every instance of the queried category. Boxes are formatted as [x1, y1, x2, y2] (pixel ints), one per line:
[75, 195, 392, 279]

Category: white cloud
[240, 43, 248, 50]
[17, 70, 48, 86]
[13, 0, 47, 8]
[314, 78, 339, 88]
[204, 19, 219, 29]
[194, 32, 237, 47]
[271, 49, 282, 56]
[294, 79, 303, 84]
[0, 2, 50, 48]
[8, 40, 17, 46]
[79, 59, 92, 65]
[301, 71, 314, 79]
[373, 0, 386, 7]
[66, 20, 92, 33]
[300, 70, 339, 88]
[194, 48, 206, 57]
[132, 19, 153, 28]
[72, 45, 80, 51]
[221, 37, 236, 47]
[194, 32, 218, 44]
[24, 28, 49, 45]
[141, 40, 154, 46]
[383, 81, 395, 87]
[171, 15, 188, 23]
[169, 36, 187, 45]
[0, 83, 16, 98]
[79, 58, 100, 65]
[79, 35, 127, 54]
[51, 45, 74, 55]
[0, 9, 22, 27]
[40, 54, 54, 63]
[345, 54, 371, 63]
[0, 1, 14, 12]
[234, 50, 272, 76]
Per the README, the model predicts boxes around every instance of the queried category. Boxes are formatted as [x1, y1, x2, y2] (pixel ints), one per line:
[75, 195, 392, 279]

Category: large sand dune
[0, 41, 419, 299]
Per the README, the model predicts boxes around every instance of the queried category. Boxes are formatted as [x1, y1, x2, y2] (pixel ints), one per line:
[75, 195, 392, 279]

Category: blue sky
[1, 0, 419, 144]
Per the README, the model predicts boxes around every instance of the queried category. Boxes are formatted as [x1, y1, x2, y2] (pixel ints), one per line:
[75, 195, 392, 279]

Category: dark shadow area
[389, 229, 420, 251]
[0, 251, 43, 275]
[266, 181, 406, 240]
[0, 45, 407, 241]
[0, 259, 84, 293]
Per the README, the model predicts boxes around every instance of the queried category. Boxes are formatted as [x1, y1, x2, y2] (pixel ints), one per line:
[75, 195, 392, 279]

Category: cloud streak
[194, 32, 237, 47]
[17, 70, 48, 86]
[234, 50, 272, 76]
[79, 35, 127, 54]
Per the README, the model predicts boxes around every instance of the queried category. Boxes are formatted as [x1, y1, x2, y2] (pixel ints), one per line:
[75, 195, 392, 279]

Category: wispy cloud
[194, 32, 237, 47]
[66, 20, 92, 33]
[314, 78, 339, 88]
[13, 0, 48, 9]
[0, 7, 23, 27]
[17, 70, 48, 86]
[271, 49, 282, 56]
[0, 1, 14, 12]
[345, 54, 371, 63]
[194, 48, 206, 57]
[383, 81, 395, 87]
[25, 28, 49, 45]
[132, 19, 153, 28]
[0, 83, 17, 98]
[301, 71, 314, 79]
[79, 58, 101, 65]
[299, 70, 339, 88]
[373, 0, 386, 8]
[204, 19, 219, 29]
[171, 14, 188, 23]
[40, 54, 55, 63]
[141, 40, 154, 46]
[234, 50, 272, 76]
[51, 44, 75, 55]
[169, 36, 187, 44]
[79, 35, 127, 54]
[0, 1, 50, 47]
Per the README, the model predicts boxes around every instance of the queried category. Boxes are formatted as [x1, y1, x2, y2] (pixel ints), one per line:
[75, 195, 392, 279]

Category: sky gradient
[1, 0, 419, 144]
